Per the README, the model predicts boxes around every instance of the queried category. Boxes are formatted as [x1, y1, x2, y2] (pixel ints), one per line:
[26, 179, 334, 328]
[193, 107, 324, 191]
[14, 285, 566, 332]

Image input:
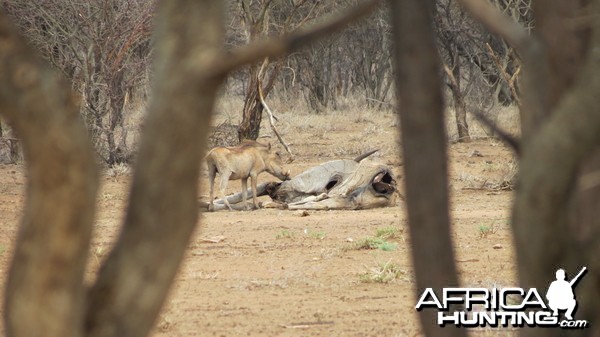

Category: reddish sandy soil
[0, 113, 519, 336]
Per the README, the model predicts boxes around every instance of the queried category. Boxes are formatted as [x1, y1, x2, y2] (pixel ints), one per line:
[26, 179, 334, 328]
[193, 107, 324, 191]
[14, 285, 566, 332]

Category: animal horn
[354, 149, 379, 162]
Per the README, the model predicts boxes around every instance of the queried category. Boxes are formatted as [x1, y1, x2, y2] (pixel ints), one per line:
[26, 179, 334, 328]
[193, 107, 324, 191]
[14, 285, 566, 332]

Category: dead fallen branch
[281, 321, 335, 329]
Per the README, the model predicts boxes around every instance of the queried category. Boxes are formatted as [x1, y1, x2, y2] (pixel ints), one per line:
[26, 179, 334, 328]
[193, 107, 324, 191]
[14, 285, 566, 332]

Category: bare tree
[226, 0, 396, 122]
[437, 0, 530, 108]
[433, 0, 532, 143]
[235, 0, 277, 141]
[435, 0, 473, 142]
[2, 0, 154, 164]
[295, 38, 339, 112]
[235, 0, 324, 140]
[289, 2, 393, 112]
[350, 6, 394, 109]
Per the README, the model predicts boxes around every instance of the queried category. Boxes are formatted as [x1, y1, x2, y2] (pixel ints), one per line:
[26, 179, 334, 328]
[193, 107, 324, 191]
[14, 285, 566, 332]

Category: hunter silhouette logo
[415, 267, 589, 329]
[546, 267, 586, 321]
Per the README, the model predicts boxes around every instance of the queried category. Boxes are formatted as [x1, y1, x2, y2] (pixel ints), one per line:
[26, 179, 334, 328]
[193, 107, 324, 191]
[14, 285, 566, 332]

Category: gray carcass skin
[203, 150, 397, 210]
[285, 161, 396, 210]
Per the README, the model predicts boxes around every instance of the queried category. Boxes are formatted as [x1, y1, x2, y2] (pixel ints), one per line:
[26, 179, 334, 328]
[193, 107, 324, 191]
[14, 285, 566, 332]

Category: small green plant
[478, 223, 497, 238]
[345, 227, 403, 252]
[309, 231, 327, 240]
[360, 260, 405, 283]
[0, 244, 5, 256]
[377, 241, 397, 251]
[276, 229, 295, 239]
[375, 227, 402, 240]
[350, 237, 397, 251]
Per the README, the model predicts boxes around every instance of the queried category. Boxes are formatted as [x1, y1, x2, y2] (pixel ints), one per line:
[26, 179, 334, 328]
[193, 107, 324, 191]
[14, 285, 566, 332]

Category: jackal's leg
[208, 165, 217, 211]
[241, 178, 249, 210]
[251, 174, 259, 209]
[219, 172, 233, 211]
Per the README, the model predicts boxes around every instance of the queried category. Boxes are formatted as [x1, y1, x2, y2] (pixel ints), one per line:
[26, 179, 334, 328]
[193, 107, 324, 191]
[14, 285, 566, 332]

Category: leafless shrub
[3, 0, 155, 164]
[207, 122, 239, 149]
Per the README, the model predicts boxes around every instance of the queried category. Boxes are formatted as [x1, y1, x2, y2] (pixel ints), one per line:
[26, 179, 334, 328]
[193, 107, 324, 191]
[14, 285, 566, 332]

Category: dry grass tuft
[458, 160, 518, 191]
[359, 260, 407, 284]
[446, 106, 520, 142]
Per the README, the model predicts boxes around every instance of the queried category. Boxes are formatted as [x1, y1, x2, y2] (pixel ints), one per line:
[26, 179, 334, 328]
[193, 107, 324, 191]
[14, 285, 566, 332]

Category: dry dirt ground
[0, 109, 520, 336]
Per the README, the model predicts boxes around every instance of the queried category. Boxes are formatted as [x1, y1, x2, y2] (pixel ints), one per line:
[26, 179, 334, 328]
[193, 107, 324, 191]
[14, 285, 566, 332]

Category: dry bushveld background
[0, 0, 523, 165]
[1, 0, 600, 337]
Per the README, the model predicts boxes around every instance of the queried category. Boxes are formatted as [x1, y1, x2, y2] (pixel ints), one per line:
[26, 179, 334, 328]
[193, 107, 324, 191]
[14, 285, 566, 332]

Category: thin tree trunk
[389, 1, 466, 337]
[0, 12, 99, 337]
[511, 56, 600, 336]
[445, 62, 470, 142]
[513, 2, 598, 336]
[454, 95, 469, 142]
[452, 63, 469, 142]
[238, 68, 264, 141]
[238, 103, 263, 141]
[85, 1, 225, 337]
[238, 59, 282, 142]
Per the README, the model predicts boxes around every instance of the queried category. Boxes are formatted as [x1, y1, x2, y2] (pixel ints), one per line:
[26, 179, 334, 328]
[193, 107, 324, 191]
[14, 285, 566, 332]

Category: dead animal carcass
[282, 161, 397, 210]
[202, 150, 398, 211]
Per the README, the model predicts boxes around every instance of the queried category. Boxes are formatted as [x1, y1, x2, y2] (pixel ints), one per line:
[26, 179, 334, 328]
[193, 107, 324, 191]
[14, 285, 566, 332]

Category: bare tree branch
[456, 0, 549, 136]
[257, 58, 295, 160]
[455, 0, 531, 52]
[3, 0, 155, 164]
[210, 0, 382, 77]
[257, 0, 273, 27]
[470, 109, 520, 153]
[442, 64, 459, 92]
[485, 42, 521, 106]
